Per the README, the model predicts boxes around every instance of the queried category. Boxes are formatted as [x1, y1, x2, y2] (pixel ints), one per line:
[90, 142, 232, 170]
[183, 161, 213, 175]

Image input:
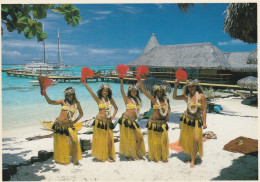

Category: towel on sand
[223, 136, 258, 156]
[169, 140, 184, 152]
[169, 138, 208, 153]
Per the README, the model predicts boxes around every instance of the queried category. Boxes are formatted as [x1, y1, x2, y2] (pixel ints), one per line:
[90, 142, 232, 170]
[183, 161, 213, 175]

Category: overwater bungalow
[127, 33, 257, 84]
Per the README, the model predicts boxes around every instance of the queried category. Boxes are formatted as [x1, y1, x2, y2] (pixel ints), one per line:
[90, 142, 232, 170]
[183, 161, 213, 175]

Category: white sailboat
[47, 29, 67, 70]
[29, 79, 59, 86]
[23, 28, 67, 73]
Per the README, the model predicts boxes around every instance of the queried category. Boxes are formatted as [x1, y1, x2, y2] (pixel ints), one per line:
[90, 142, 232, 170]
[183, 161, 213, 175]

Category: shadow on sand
[211, 154, 258, 180]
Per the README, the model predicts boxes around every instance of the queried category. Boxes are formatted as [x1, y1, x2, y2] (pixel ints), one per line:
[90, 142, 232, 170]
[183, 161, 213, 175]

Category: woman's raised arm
[120, 78, 128, 104]
[82, 82, 100, 103]
[172, 80, 186, 100]
[43, 92, 63, 105]
[137, 79, 154, 101]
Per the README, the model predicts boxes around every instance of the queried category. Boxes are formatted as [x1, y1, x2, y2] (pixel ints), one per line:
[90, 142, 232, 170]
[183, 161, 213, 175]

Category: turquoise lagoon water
[2, 65, 185, 136]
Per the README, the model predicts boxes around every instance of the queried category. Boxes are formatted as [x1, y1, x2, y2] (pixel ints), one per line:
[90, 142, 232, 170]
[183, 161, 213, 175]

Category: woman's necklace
[188, 92, 198, 114]
[66, 102, 77, 121]
[102, 97, 111, 118]
[156, 96, 168, 117]
[130, 97, 140, 117]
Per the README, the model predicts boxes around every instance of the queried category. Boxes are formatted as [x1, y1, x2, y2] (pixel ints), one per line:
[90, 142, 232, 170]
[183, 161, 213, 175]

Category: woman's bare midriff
[97, 109, 110, 119]
[151, 109, 167, 120]
[124, 109, 137, 118]
[56, 110, 72, 123]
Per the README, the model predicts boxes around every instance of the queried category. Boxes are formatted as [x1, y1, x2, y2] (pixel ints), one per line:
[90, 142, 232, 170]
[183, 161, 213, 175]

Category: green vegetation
[1, 4, 82, 42]
[204, 87, 216, 101]
[224, 3, 257, 44]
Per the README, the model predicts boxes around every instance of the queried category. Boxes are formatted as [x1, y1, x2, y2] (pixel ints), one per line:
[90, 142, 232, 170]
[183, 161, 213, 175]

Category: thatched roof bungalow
[128, 34, 257, 84]
[225, 52, 257, 72]
[247, 48, 257, 64]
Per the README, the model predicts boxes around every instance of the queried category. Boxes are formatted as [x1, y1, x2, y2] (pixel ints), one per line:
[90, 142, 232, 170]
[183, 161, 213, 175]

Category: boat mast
[57, 29, 62, 65]
[43, 24, 46, 63]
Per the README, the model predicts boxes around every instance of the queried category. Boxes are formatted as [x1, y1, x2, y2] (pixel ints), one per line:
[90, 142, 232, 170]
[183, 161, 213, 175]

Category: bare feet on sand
[107, 158, 115, 162]
[185, 160, 191, 164]
[190, 161, 195, 168]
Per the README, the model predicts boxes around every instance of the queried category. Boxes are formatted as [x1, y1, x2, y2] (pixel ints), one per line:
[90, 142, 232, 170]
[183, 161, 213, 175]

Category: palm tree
[223, 3, 257, 44]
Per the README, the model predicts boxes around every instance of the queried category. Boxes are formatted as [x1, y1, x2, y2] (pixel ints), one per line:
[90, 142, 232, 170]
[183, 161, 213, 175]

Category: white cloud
[2, 50, 22, 56]
[65, 52, 80, 56]
[218, 39, 245, 46]
[94, 17, 106, 20]
[128, 49, 142, 54]
[89, 48, 116, 54]
[156, 4, 166, 10]
[92, 10, 112, 15]
[2, 40, 42, 49]
[46, 12, 63, 19]
[117, 5, 142, 14]
[79, 19, 91, 25]
[62, 29, 74, 34]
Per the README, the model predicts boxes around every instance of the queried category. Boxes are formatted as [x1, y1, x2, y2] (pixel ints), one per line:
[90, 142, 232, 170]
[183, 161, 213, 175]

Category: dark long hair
[97, 88, 112, 99]
[64, 87, 78, 105]
[127, 90, 142, 103]
[152, 90, 166, 100]
[151, 89, 167, 107]
[183, 85, 204, 96]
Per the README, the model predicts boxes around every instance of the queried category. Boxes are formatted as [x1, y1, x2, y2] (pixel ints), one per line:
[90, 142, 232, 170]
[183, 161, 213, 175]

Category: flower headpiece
[63, 87, 75, 95]
[99, 84, 112, 90]
[128, 84, 139, 91]
[186, 79, 199, 86]
[153, 85, 166, 92]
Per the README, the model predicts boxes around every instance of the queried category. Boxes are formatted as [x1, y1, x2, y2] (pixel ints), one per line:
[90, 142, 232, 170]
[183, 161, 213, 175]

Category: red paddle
[176, 69, 188, 82]
[81, 67, 94, 82]
[38, 76, 53, 95]
[116, 64, 129, 78]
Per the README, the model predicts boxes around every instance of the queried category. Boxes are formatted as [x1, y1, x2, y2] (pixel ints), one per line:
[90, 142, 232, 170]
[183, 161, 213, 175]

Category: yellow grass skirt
[118, 114, 146, 158]
[179, 112, 203, 158]
[40, 120, 83, 131]
[52, 122, 82, 164]
[91, 116, 116, 161]
[146, 118, 169, 162]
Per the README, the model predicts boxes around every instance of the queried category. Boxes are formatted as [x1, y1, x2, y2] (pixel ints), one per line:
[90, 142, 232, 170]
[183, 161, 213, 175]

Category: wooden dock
[100, 76, 242, 89]
[2, 68, 245, 89]
[5, 70, 82, 82]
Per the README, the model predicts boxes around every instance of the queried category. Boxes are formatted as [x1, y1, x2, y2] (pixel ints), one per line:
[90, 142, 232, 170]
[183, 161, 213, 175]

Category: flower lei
[156, 96, 168, 117]
[65, 102, 78, 121]
[187, 91, 198, 114]
[130, 97, 141, 117]
[102, 97, 111, 118]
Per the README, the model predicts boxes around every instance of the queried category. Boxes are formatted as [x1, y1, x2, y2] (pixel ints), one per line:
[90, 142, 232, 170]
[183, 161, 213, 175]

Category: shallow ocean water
[1, 65, 185, 136]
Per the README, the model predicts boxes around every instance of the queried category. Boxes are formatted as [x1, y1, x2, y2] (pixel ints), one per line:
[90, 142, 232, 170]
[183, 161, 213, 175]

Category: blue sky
[1, 3, 257, 66]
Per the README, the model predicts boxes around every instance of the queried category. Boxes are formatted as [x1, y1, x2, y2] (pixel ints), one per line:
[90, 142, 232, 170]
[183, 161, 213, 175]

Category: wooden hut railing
[98, 69, 232, 82]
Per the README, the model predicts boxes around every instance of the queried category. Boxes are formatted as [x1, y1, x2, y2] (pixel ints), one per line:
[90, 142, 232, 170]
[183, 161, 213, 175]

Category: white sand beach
[2, 96, 258, 181]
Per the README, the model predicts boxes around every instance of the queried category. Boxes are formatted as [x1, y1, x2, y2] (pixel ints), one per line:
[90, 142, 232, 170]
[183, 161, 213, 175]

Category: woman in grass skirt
[138, 78, 171, 162]
[82, 81, 118, 162]
[42, 87, 83, 165]
[173, 79, 207, 168]
[118, 78, 146, 160]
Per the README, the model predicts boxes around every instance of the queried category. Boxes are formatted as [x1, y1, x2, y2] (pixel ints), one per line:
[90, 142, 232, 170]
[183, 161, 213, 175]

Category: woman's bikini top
[98, 103, 111, 110]
[61, 104, 77, 113]
[189, 102, 202, 108]
[126, 104, 140, 110]
[153, 104, 167, 110]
